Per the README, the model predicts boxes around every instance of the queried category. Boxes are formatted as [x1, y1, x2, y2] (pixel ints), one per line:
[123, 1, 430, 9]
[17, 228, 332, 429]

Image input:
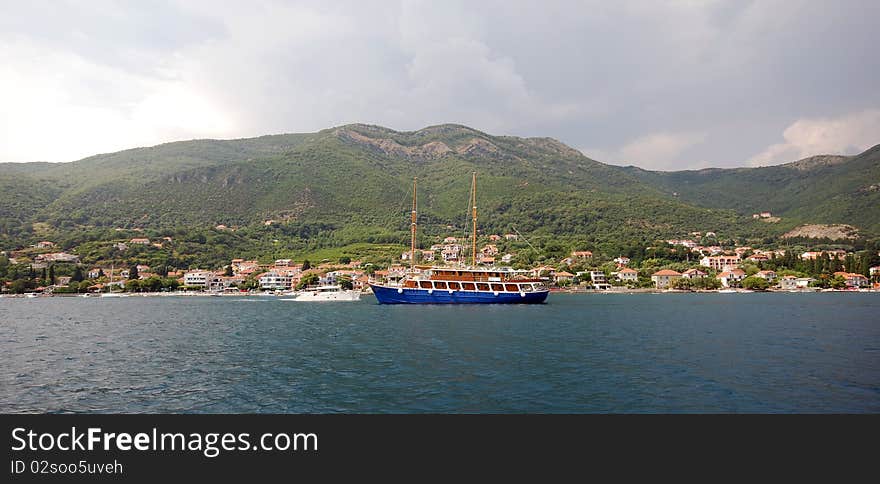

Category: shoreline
[2, 288, 878, 298]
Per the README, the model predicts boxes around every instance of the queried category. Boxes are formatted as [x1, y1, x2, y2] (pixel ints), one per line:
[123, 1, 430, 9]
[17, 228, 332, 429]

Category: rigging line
[511, 226, 537, 252]
[460, 176, 475, 266]
[380, 180, 414, 234]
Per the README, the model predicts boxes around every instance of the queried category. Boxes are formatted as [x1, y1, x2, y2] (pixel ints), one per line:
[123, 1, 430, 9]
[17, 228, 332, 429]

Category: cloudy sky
[1, 0, 878, 169]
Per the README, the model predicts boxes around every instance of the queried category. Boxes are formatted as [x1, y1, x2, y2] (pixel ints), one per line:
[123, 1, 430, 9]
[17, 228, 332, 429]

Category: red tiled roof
[652, 269, 681, 276]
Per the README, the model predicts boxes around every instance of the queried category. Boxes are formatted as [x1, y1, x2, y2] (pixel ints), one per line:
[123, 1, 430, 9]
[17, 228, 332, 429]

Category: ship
[370, 173, 550, 304]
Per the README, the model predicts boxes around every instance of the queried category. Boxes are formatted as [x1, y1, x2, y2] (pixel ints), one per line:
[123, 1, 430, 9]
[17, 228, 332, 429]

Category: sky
[1, 0, 878, 170]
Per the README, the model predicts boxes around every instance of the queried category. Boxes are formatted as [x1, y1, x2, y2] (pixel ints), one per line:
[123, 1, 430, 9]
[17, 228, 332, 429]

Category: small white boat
[101, 292, 123, 298]
[718, 289, 737, 293]
[282, 285, 361, 301]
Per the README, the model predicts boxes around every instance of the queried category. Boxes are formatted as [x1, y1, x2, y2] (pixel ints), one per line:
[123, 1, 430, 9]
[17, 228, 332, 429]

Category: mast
[471, 172, 477, 266]
[410, 177, 417, 273]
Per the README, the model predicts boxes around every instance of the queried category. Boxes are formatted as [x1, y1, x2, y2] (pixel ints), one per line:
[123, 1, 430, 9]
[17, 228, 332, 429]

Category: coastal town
[2, 228, 879, 297]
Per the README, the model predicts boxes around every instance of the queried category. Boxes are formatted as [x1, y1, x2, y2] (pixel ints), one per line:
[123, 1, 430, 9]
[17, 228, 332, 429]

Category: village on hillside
[2, 228, 879, 296]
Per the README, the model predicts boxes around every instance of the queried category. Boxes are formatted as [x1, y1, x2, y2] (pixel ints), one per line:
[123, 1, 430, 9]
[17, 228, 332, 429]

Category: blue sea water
[0, 293, 877, 413]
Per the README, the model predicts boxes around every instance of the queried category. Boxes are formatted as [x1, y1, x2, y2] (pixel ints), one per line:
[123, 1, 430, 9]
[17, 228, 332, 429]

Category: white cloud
[586, 131, 707, 170]
[747, 109, 880, 166]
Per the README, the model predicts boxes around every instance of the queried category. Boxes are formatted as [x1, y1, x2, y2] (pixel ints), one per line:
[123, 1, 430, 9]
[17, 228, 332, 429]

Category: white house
[616, 268, 638, 282]
[755, 270, 777, 281]
[682, 268, 708, 279]
[700, 255, 740, 271]
[651, 270, 682, 289]
[259, 272, 292, 290]
[717, 268, 747, 288]
[184, 271, 211, 287]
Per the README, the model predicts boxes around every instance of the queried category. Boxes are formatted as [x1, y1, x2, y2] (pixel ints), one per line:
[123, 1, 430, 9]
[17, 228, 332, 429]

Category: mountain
[0, 124, 877, 258]
[620, 145, 880, 233]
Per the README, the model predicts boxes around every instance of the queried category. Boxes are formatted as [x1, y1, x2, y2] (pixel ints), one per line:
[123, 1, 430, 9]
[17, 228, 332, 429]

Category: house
[130, 238, 150, 245]
[651, 270, 682, 289]
[488, 234, 502, 241]
[700, 255, 740, 271]
[747, 254, 770, 262]
[504, 233, 518, 240]
[88, 268, 103, 279]
[481, 244, 499, 256]
[401, 252, 413, 261]
[682, 268, 708, 279]
[755, 270, 777, 281]
[589, 271, 611, 290]
[531, 266, 556, 278]
[616, 268, 639, 282]
[421, 250, 435, 262]
[834, 272, 869, 288]
[233, 260, 261, 275]
[207, 274, 243, 292]
[666, 239, 697, 248]
[780, 276, 815, 290]
[443, 236, 458, 244]
[478, 255, 495, 265]
[114, 242, 128, 251]
[501, 253, 514, 264]
[275, 259, 293, 267]
[441, 245, 462, 262]
[183, 271, 211, 287]
[717, 268, 747, 288]
[571, 250, 593, 259]
[259, 272, 293, 290]
[800, 251, 821, 260]
[35, 241, 56, 249]
[613, 256, 631, 266]
[588, 271, 606, 284]
[554, 271, 575, 284]
[870, 266, 880, 278]
[733, 246, 753, 256]
[56, 276, 72, 286]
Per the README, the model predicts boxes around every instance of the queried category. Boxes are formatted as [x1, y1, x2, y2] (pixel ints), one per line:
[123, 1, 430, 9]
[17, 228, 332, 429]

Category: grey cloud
[1, 0, 877, 167]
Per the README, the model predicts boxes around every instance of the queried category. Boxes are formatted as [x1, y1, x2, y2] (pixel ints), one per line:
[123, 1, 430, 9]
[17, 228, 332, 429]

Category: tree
[741, 276, 769, 291]
[338, 256, 351, 264]
[128, 264, 139, 280]
[224, 265, 234, 277]
[338, 276, 354, 290]
[71, 266, 84, 283]
[297, 273, 319, 290]
[670, 278, 693, 290]
[829, 275, 846, 289]
[47, 265, 55, 285]
[301, 259, 311, 271]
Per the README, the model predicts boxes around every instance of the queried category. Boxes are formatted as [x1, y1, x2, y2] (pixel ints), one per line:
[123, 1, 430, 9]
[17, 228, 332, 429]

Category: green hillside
[0, 124, 877, 264]
[620, 145, 880, 232]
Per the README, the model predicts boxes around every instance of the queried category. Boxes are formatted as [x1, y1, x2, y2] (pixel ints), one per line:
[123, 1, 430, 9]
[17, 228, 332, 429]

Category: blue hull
[370, 284, 549, 304]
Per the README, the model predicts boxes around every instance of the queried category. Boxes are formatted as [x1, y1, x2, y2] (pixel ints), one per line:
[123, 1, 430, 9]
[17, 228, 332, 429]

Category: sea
[1, 292, 878, 413]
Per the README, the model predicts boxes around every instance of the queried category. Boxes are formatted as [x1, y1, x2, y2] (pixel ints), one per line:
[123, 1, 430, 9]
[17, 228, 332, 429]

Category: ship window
[449, 282, 461, 290]
[419, 280, 432, 289]
[462, 282, 475, 291]
[505, 284, 517, 292]
[434, 281, 447, 290]
[477, 283, 490, 291]
[490, 283, 503, 292]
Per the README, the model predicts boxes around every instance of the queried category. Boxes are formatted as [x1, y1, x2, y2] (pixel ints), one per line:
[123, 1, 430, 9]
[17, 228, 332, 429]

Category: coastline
[3, 288, 878, 298]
